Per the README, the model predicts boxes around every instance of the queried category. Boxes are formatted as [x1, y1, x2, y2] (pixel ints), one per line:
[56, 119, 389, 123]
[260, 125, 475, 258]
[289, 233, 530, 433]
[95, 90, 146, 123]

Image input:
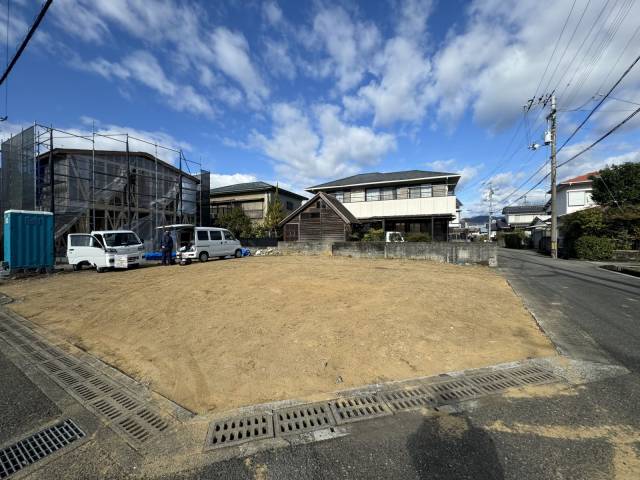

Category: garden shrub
[405, 232, 431, 242]
[362, 228, 385, 241]
[574, 235, 614, 260]
[503, 231, 526, 249]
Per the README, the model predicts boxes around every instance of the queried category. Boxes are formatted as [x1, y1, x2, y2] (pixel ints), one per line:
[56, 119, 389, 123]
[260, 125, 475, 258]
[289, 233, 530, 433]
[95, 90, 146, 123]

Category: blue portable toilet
[3, 210, 54, 272]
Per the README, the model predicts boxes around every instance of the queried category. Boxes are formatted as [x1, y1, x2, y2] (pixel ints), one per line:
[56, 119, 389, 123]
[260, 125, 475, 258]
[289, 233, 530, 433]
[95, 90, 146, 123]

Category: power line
[0, 0, 53, 87]
[556, 52, 640, 153]
[557, 105, 640, 168]
[506, 105, 640, 206]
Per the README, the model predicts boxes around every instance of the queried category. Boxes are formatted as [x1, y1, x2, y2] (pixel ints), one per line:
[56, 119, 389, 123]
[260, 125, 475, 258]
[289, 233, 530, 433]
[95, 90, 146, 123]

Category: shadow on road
[407, 414, 505, 479]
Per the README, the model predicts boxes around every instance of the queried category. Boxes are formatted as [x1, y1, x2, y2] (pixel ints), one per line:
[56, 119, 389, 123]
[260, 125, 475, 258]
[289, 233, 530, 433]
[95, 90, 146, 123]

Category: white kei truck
[67, 230, 146, 273]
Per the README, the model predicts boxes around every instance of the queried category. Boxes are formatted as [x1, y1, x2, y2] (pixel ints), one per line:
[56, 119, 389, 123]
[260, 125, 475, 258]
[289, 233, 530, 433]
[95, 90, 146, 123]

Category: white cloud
[211, 28, 270, 108]
[310, 6, 381, 92]
[250, 102, 396, 185]
[353, 36, 433, 126]
[210, 173, 258, 188]
[263, 39, 296, 80]
[80, 51, 216, 118]
[262, 1, 283, 27]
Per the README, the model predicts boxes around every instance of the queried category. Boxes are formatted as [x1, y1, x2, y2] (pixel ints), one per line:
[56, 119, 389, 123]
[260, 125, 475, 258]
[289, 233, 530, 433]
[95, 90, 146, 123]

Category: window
[102, 232, 141, 246]
[420, 184, 432, 197]
[343, 190, 351, 203]
[197, 231, 208, 241]
[302, 212, 320, 219]
[381, 187, 396, 200]
[286, 201, 294, 210]
[223, 230, 236, 241]
[408, 186, 421, 198]
[568, 191, 585, 207]
[70, 235, 92, 247]
[366, 188, 380, 201]
[432, 184, 447, 197]
[209, 230, 222, 240]
[334, 191, 343, 202]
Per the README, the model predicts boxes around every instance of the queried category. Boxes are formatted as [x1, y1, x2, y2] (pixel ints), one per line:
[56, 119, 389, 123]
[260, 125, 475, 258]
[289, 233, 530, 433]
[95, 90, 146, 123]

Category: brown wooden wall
[283, 197, 348, 241]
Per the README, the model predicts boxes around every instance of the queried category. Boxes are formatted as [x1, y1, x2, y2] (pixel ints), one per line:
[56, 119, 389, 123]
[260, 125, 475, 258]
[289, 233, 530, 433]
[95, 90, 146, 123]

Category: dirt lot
[1, 256, 555, 414]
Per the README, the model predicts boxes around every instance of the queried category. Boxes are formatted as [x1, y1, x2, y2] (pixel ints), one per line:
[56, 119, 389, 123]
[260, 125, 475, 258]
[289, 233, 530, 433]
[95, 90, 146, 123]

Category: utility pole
[487, 182, 494, 243]
[548, 94, 558, 259]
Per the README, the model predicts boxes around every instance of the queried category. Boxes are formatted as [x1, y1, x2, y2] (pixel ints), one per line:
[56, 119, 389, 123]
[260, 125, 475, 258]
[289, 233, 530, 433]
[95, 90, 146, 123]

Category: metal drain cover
[205, 412, 274, 450]
[274, 402, 335, 436]
[467, 371, 521, 394]
[329, 395, 391, 424]
[0, 419, 85, 479]
[380, 386, 436, 412]
[426, 378, 483, 405]
[508, 365, 558, 384]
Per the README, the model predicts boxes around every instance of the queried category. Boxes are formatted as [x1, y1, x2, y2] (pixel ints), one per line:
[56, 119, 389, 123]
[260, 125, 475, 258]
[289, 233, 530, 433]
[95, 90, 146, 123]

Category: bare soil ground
[1, 256, 555, 414]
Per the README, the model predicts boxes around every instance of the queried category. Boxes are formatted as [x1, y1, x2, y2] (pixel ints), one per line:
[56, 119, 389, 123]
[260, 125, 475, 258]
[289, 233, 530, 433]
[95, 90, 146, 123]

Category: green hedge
[503, 231, 526, 249]
[405, 232, 431, 242]
[574, 236, 614, 260]
[362, 228, 385, 241]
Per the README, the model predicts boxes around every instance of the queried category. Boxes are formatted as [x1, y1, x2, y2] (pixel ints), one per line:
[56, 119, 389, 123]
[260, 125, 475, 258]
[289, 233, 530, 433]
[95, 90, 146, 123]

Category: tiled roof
[559, 171, 598, 185]
[210, 181, 307, 200]
[307, 170, 460, 190]
[502, 204, 548, 215]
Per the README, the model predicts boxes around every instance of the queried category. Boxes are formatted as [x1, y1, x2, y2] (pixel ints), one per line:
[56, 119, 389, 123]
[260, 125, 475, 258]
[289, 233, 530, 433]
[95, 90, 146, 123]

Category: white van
[169, 226, 242, 263]
[67, 230, 146, 273]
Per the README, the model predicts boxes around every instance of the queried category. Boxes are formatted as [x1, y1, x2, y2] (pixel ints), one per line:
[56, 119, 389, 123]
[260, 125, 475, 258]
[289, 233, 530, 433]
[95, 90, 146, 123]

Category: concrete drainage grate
[90, 398, 126, 421]
[274, 402, 335, 436]
[329, 395, 391, 424]
[508, 365, 558, 385]
[426, 379, 483, 405]
[467, 372, 522, 394]
[0, 419, 85, 479]
[114, 409, 170, 446]
[380, 386, 436, 412]
[205, 413, 274, 450]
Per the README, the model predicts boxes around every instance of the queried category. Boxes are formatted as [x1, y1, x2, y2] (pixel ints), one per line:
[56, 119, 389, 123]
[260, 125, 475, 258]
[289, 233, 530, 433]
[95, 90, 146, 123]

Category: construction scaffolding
[0, 124, 210, 256]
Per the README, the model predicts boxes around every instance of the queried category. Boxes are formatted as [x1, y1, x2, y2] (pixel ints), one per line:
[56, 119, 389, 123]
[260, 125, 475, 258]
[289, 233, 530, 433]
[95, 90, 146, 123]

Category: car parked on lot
[175, 226, 243, 263]
[67, 230, 146, 273]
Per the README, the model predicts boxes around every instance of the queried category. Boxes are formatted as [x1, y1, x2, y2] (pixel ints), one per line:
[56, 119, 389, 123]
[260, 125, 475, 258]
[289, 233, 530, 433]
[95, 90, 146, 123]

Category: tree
[590, 162, 640, 207]
[218, 208, 253, 238]
[264, 184, 284, 237]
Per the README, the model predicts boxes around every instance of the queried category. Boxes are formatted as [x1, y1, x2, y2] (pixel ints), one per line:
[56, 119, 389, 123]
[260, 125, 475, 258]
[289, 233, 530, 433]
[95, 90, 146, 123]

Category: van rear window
[209, 231, 222, 240]
[197, 231, 208, 241]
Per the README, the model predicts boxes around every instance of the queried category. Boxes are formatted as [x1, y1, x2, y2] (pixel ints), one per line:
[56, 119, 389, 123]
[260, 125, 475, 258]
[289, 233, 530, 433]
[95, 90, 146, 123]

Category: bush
[362, 228, 384, 241]
[574, 236, 614, 260]
[503, 231, 526, 249]
[405, 232, 431, 242]
[561, 207, 605, 257]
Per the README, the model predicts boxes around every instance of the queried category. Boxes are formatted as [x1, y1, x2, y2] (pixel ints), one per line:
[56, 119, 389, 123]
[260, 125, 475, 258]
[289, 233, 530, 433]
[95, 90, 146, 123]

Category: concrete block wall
[277, 241, 333, 255]
[277, 241, 497, 266]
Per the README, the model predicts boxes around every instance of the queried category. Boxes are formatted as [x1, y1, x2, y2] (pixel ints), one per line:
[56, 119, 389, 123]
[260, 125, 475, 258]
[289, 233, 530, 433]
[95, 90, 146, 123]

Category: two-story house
[279, 170, 461, 242]
[210, 181, 307, 224]
[501, 205, 550, 228]
[555, 171, 597, 216]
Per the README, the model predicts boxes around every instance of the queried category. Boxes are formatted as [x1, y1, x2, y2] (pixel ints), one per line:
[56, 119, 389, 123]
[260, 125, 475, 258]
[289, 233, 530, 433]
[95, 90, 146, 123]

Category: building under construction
[0, 125, 210, 255]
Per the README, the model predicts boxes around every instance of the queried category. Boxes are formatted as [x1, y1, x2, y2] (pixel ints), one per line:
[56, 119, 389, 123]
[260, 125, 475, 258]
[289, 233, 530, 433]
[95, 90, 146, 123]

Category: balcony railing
[336, 189, 454, 203]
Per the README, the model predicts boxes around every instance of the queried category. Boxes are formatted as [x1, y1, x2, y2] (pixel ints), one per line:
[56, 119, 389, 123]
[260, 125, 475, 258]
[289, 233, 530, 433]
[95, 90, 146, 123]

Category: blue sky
[1, 0, 639, 215]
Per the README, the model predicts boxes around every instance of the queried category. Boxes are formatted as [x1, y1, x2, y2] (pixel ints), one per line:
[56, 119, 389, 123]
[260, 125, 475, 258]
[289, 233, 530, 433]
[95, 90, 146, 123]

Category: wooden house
[279, 192, 358, 241]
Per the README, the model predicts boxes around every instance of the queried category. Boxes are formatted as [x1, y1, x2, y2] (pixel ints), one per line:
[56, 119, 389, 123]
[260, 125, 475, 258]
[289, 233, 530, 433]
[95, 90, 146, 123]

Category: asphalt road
[497, 248, 640, 372]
